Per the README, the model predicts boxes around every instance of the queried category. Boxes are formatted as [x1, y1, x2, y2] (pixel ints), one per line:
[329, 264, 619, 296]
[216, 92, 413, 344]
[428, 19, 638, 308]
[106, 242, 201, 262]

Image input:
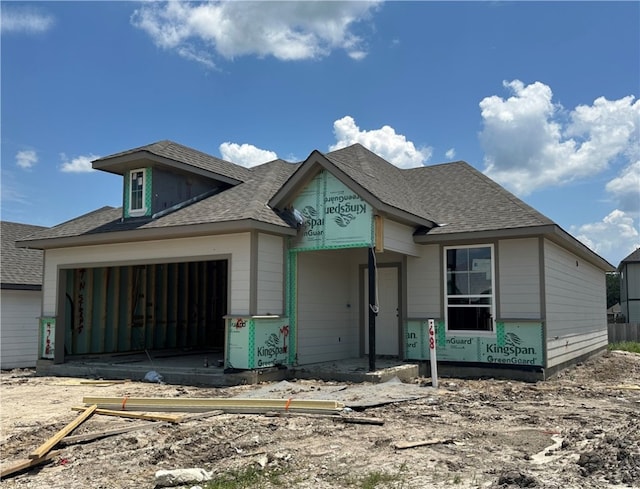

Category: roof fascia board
[269, 152, 436, 229]
[415, 224, 614, 271]
[93, 151, 242, 185]
[16, 220, 296, 250]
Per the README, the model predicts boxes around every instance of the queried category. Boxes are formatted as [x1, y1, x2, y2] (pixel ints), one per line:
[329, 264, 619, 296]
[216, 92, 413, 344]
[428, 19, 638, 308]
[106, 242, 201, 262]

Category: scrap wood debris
[392, 438, 454, 450]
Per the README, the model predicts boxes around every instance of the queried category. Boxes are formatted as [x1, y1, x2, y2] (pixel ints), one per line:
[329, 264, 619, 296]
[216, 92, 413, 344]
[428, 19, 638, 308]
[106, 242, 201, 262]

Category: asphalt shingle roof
[1, 221, 47, 287]
[18, 141, 556, 247]
[94, 140, 252, 183]
[325, 143, 553, 234]
[620, 248, 640, 264]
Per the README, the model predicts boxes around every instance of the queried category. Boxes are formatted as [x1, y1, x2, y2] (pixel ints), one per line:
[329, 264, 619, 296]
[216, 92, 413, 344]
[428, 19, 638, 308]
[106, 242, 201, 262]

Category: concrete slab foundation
[35, 352, 420, 387]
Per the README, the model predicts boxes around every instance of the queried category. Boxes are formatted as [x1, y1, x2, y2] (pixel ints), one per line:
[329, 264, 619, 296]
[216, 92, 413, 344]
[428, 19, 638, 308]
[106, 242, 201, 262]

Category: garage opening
[62, 260, 228, 356]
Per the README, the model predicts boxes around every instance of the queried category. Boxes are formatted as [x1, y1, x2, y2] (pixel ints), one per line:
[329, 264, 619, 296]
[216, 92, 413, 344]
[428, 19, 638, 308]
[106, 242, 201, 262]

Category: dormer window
[127, 168, 148, 217]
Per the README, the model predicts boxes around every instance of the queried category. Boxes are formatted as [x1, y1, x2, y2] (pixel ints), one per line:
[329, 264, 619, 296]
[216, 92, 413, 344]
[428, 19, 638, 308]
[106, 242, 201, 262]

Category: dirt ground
[1, 350, 639, 489]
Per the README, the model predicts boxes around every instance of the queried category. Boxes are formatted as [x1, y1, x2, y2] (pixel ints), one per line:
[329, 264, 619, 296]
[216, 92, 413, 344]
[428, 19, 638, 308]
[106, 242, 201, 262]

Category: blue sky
[1, 1, 638, 267]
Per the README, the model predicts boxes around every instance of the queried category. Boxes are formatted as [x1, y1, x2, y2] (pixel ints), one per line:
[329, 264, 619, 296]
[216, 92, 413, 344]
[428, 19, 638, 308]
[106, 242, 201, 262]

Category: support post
[368, 247, 377, 372]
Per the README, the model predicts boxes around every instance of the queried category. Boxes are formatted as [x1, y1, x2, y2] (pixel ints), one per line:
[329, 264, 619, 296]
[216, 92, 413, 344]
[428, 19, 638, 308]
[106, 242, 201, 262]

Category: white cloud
[130, 0, 380, 67]
[330, 115, 432, 169]
[445, 148, 456, 160]
[572, 210, 640, 266]
[1, 6, 54, 34]
[219, 142, 277, 168]
[479, 80, 639, 196]
[16, 150, 38, 170]
[606, 160, 640, 214]
[60, 154, 99, 173]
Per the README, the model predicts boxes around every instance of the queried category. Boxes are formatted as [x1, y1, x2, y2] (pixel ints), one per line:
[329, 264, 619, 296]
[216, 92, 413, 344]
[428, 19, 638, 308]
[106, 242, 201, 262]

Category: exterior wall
[1, 289, 41, 369]
[296, 250, 358, 364]
[620, 261, 640, 322]
[151, 168, 221, 215]
[256, 233, 284, 315]
[544, 239, 608, 368]
[383, 219, 420, 257]
[407, 244, 441, 319]
[42, 233, 252, 318]
[498, 238, 541, 319]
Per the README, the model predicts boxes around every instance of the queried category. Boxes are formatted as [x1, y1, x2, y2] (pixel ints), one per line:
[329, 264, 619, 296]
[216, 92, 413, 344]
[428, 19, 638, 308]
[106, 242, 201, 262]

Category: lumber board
[29, 405, 97, 459]
[71, 406, 182, 423]
[608, 384, 640, 391]
[60, 422, 167, 446]
[392, 438, 453, 449]
[82, 397, 345, 414]
[178, 410, 225, 422]
[342, 416, 385, 426]
[1, 451, 60, 479]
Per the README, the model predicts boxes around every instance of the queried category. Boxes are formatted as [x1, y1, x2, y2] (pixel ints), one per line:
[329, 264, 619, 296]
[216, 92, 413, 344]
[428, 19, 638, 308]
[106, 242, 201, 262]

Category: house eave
[16, 220, 296, 250]
[93, 151, 243, 186]
[414, 224, 614, 271]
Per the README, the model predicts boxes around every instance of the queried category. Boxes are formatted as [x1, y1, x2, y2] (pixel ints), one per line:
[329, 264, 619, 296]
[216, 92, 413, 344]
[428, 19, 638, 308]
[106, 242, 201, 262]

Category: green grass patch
[204, 467, 286, 489]
[346, 464, 408, 489]
[608, 341, 640, 354]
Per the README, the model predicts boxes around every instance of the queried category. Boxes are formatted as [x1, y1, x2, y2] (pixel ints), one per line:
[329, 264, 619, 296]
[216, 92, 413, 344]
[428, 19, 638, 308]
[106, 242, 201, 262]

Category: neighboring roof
[1, 221, 46, 289]
[607, 303, 621, 314]
[620, 248, 640, 264]
[93, 140, 251, 184]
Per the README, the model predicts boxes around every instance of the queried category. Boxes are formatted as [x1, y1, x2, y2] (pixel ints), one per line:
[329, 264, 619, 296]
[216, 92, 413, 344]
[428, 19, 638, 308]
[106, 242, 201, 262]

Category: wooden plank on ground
[29, 405, 97, 459]
[1, 451, 60, 479]
[60, 422, 167, 446]
[342, 416, 385, 426]
[71, 406, 182, 423]
[392, 438, 453, 449]
[82, 397, 345, 414]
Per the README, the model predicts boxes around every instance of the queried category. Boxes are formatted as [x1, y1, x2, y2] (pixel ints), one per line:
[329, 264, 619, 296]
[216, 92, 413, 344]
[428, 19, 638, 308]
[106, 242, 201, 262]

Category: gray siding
[256, 233, 284, 315]
[296, 251, 358, 364]
[621, 262, 640, 322]
[498, 238, 541, 319]
[1, 289, 41, 369]
[151, 167, 223, 215]
[383, 219, 420, 256]
[407, 244, 441, 319]
[544, 239, 607, 368]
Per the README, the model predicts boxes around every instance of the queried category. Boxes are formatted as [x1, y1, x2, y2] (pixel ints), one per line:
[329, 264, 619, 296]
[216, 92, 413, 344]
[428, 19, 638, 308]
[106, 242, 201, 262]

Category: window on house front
[129, 169, 145, 215]
[445, 245, 495, 332]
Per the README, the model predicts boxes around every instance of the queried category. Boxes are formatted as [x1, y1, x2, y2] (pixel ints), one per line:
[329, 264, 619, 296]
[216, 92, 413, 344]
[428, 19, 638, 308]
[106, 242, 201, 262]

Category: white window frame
[129, 168, 147, 217]
[444, 244, 496, 335]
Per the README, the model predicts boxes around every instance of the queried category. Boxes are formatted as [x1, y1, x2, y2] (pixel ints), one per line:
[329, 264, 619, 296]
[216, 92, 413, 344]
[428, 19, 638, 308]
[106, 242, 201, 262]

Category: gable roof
[619, 248, 640, 269]
[1, 221, 47, 289]
[14, 140, 613, 270]
[18, 159, 299, 248]
[270, 143, 552, 234]
[93, 140, 251, 184]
